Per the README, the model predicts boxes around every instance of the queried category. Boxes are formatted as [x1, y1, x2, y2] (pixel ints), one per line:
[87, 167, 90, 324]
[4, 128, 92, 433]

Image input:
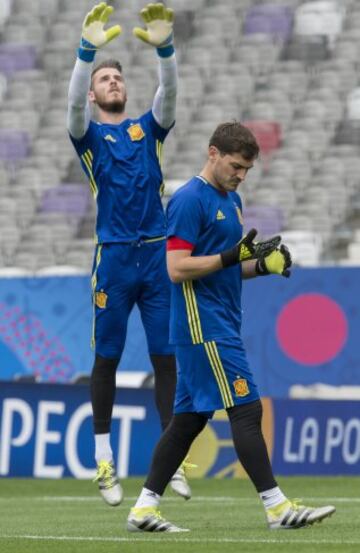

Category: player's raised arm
[67, 2, 122, 139]
[133, 3, 177, 129]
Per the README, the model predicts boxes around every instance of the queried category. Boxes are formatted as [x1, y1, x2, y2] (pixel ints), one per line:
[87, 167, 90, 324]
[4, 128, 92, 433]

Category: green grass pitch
[0, 477, 359, 553]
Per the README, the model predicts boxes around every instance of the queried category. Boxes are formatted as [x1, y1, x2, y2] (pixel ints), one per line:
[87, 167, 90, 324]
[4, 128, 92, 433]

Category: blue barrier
[0, 382, 160, 478]
[1, 382, 359, 477]
[272, 399, 360, 475]
[0, 267, 359, 397]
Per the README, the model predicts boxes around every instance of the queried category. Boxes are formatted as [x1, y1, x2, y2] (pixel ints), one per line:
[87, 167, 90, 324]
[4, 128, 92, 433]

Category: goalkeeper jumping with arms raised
[67, 2, 191, 506]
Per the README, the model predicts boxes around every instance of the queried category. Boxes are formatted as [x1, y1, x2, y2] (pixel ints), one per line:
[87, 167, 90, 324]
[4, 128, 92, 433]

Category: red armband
[167, 237, 194, 251]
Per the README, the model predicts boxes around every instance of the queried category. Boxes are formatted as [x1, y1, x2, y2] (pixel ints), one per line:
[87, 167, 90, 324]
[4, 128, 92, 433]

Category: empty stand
[0, 0, 359, 271]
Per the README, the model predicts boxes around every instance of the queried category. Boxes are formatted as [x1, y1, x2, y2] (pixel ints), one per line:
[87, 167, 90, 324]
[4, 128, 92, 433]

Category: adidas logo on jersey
[216, 209, 226, 220]
[104, 134, 117, 143]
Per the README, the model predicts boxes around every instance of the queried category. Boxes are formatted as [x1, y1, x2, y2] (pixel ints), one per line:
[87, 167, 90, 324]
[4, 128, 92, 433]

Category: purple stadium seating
[0, 130, 29, 161]
[0, 44, 37, 76]
[243, 205, 284, 237]
[244, 4, 294, 42]
[40, 184, 90, 216]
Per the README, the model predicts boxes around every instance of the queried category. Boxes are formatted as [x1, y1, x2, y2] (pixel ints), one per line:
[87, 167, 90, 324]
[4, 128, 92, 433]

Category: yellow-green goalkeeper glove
[133, 3, 174, 57]
[78, 2, 122, 62]
[255, 244, 292, 277]
[220, 229, 282, 268]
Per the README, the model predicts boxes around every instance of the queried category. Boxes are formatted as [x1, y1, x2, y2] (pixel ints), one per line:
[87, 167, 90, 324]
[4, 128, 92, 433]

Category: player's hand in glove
[221, 229, 282, 268]
[133, 3, 174, 50]
[78, 2, 122, 62]
[255, 244, 292, 277]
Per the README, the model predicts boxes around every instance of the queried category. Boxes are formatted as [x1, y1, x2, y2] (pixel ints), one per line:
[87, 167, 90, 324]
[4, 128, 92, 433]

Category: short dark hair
[209, 122, 259, 161]
[91, 59, 123, 87]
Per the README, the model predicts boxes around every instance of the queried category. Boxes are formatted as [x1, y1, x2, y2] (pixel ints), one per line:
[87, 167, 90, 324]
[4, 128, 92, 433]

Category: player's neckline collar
[196, 176, 228, 196]
[97, 118, 131, 127]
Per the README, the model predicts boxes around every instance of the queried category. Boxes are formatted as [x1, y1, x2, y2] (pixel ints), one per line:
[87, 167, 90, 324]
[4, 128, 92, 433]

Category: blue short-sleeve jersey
[70, 110, 172, 243]
[166, 176, 245, 345]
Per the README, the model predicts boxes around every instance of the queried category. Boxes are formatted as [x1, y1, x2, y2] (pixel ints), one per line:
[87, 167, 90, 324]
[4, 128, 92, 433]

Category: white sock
[134, 487, 161, 509]
[95, 433, 113, 464]
[259, 486, 287, 510]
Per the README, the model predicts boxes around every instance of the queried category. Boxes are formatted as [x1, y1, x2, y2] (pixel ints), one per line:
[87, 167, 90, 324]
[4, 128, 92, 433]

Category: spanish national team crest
[233, 378, 250, 397]
[95, 291, 108, 309]
[127, 124, 145, 141]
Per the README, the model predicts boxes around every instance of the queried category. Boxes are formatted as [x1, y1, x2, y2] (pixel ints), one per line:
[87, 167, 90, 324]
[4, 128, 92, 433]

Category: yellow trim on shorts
[204, 341, 234, 409]
[182, 281, 203, 345]
[90, 244, 103, 349]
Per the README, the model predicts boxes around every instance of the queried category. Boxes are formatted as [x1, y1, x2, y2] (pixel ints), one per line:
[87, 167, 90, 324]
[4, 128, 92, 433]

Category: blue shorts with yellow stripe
[174, 338, 259, 417]
[91, 239, 174, 359]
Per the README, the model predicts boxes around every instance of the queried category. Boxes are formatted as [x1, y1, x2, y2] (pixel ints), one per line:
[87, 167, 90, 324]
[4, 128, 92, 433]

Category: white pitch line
[0, 496, 359, 503]
[1, 535, 360, 545]
[0, 496, 245, 502]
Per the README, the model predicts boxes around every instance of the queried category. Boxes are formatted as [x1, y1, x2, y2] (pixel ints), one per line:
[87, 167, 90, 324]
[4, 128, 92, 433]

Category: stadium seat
[281, 34, 331, 64]
[0, 129, 29, 162]
[0, 0, 12, 29]
[13, 0, 59, 18]
[243, 205, 284, 238]
[267, 70, 308, 103]
[0, 196, 17, 217]
[280, 230, 323, 266]
[283, 128, 311, 150]
[64, 249, 93, 271]
[253, 187, 296, 212]
[334, 120, 360, 146]
[0, 43, 37, 75]
[334, 39, 359, 63]
[243, 120, 281, 157]
[0, 163, 10, 187]
[347, 243, 360, 263]
[293, 0, 345, 48]
[3, 22, 45, 50]
[40, 184, 90, 217]
[0, 72, 7, 101]
[244, 4, 294, 42]
[346, 88, 360, 120]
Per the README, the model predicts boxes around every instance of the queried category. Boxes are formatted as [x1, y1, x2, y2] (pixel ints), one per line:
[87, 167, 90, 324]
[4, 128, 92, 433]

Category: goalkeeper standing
[67, 2, 190, 505]
[127, 122, 336, 532]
